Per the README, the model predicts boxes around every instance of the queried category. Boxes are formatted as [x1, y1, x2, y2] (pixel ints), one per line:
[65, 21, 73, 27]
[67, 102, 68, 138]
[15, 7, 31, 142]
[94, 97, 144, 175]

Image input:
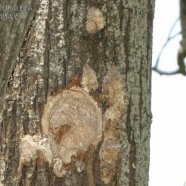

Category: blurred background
[149, 0, 186, 186]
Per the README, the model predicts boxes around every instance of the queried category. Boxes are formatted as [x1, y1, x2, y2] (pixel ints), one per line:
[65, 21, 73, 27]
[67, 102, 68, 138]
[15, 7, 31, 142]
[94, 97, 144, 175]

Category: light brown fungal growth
[75, 149, 85, 172]
[99, 138, 120, 184]
[77, 149, 85, 161]
[75, 160, 85, 173]
[40, 65, 125, 180]
[19, 135, 41, 162]
[102, 66, 125, 107]
[99, 138, 121, 164]
[81, 64, 98, 93]
[86, 7, 104, 34]
[99, 66, 125, 184]
[19, 135, 53, 164]
[53, 158, 66, 177]
[41, 69, 102, 172]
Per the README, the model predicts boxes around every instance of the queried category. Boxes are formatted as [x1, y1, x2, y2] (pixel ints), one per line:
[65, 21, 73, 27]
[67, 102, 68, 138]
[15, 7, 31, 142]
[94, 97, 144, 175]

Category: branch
[154, 18, 181, 69]
[151, 67, 180, 76]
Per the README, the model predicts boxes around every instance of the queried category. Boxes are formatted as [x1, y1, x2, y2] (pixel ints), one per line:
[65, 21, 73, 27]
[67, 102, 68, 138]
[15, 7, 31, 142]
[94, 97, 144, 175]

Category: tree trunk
[180, 0, 186, 52]
[0, 0, 155, 186]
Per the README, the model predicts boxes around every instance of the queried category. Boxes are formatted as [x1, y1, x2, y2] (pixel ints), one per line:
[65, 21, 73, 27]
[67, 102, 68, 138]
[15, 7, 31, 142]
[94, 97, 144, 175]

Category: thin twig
[153, 32, 181, 69]
[154, 17, 181, 69]
[168, 17, 180, 38]
[151, 67, 180, 75]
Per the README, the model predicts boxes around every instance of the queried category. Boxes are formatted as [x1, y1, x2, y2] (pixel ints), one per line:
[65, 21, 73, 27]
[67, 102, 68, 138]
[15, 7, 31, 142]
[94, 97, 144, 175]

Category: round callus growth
[42, 87, 102, 164]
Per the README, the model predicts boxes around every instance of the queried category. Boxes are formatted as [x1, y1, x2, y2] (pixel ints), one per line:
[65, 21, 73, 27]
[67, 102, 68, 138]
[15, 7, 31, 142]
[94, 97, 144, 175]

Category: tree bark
[180, 0, 186, 52]
[0, 0, 39, 110]
[0, 0, 155, 186]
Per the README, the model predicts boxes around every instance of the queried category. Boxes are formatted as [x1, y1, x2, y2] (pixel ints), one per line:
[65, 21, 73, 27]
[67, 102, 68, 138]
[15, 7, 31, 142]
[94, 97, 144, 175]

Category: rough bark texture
[0, 0, 39, 110]
[0, 0, 155, 186]
[180, 0, 186, 52]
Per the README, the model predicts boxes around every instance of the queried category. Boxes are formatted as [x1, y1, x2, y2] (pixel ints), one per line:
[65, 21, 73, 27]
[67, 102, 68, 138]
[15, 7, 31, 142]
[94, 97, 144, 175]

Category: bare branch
[153, 18, 181, 69]
[151, 67, 180, 76]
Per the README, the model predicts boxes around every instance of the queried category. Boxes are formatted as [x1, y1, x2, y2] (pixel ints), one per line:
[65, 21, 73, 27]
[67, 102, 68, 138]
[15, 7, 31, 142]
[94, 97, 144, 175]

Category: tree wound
[41, 66, 102, 176]
[19, 65, 125, 183]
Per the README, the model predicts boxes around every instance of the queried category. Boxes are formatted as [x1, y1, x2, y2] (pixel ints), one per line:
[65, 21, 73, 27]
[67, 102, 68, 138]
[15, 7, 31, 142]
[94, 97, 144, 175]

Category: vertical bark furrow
[0, 0, 39, 110]
[1, 59, 25, 185]
[48, 0, 66, 89]
[122, 2, 154, 185]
